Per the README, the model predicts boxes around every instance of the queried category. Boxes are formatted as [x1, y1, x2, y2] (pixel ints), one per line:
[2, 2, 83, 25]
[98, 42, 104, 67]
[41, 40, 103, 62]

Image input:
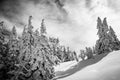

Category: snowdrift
[56, 50, 120, 80]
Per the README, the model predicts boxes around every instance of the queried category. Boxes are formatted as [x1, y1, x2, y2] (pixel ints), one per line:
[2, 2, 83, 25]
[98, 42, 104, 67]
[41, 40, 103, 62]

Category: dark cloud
[0, 0, 22, 22]
[0, 0, 67, 25]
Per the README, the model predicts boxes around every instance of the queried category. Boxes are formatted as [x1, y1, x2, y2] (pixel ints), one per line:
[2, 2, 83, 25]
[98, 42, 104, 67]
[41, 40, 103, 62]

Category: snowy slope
[54, 61, 78, 72]
[55, 50, 120, 80]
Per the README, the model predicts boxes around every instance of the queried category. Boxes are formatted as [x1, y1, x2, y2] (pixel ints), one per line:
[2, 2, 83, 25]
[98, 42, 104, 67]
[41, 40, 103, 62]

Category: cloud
[1, 0, 120, 53]
[0, 0, 22, 23]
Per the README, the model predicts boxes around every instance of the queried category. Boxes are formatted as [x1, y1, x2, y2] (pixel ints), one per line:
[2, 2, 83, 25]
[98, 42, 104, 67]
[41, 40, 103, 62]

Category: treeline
[0, 16, 77, 80]
[79, 17, 120, 60]
[49, 37, 78, 63]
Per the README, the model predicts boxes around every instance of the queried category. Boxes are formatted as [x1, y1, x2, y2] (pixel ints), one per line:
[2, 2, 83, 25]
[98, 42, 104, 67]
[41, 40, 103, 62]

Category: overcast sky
[0, 0, 120, 53]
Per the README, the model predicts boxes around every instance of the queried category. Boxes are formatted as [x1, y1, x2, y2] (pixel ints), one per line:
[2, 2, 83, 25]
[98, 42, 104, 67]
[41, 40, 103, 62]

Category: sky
[1, 0, 120, 53]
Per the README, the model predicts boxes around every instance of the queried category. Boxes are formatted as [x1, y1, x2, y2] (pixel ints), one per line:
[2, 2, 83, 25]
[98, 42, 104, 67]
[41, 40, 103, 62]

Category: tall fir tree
[79, 50, 86, 60]
[85, 47, 94, 59]
[95, 17, 120, 54]
[108, 26, 120, 50]
[73, 51, 78, 62]
[40, 19, 46, 35]
[97, 17, 103, 38]
[0, 22, 11, 80]
[95, 17, 110, 54]
[7, 26, 20, 80]
[109, 26, 119, 42]
[103, 18, 109, 33]
[12, 16, 35, 80]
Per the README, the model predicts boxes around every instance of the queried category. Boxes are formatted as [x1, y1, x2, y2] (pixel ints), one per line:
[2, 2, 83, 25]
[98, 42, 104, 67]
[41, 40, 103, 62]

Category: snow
[55, 50, 120, 80]
[54, 61, 78, 72]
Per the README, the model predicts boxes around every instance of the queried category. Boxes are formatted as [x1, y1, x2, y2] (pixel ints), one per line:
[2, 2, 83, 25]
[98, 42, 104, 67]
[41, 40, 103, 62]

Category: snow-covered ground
[55, 50, 120, 80]
[54, 61, 78, 72]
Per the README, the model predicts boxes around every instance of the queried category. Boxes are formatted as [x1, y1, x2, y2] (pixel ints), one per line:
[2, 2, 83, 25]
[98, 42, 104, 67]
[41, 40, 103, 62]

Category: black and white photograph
[0, 0, 120, 80]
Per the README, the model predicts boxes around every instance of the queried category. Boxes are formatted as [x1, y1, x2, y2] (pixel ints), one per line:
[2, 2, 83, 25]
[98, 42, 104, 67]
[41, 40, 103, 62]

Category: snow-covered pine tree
[95, 17, 111, 54]
[0, 22, 9, 80]
[0, 22, 14, 80]
[97, 17, 103, 38]
[40, 19, 47, 35]
[79, 50, 86, 60]
[95, 17, 120, 55]
[73, 51, 78, 62]
[55, 46, 63, 62]
[62, 46, 66, 62]
[11, 16, 35, 80]
[30, 32, 55, 80]
[48, 36, 76, 62]
[33, 19, 56, 80]
[64, 47, 70, 62]
[8, 26, 19, 63]
[20, 16, 34, 62]
[85, 47, 94, 59]
[108, 26, 120, 50]
[103, 18, 109, 34]
[7, 26, 20, 80]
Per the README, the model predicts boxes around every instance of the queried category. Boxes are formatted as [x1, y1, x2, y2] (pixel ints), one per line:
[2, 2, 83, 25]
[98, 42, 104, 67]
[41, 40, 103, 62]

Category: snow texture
[55, 50, 120, 80]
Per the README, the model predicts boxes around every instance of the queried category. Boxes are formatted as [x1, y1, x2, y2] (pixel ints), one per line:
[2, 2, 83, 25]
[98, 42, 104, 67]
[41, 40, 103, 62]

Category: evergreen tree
[108, 26, 120, 50]
[95, 17, 111, 54]
[97, 17, 103, 38]
[0, 23, 12, 80]
[12, 26, 17, 38]
[22, 26, 27, 36]
[85, 47, 94, 59]
[56, 47, 63, 61]
[95, 17, 120, 54]
[10, 16, 34, 80]
[28, 16, 33, 34]
[62, 47, 66, 62]
[79, 50, 86, 60]
[109, 26, 119, 42]
[7, 26, 20, 80]
[40, 19, 46, 35]
[103, 18, 109, 33]
[73, 51, 78, 62]
[65, 47, 70, 61]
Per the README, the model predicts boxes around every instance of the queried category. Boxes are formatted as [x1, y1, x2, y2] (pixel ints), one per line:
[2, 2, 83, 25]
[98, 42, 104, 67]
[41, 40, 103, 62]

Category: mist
[1, 0, 120, 53]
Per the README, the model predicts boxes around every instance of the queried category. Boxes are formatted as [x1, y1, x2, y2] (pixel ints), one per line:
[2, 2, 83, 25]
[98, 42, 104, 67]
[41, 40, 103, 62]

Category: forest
[0, 16, 120, 80]
[0, 16, 78, 80]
